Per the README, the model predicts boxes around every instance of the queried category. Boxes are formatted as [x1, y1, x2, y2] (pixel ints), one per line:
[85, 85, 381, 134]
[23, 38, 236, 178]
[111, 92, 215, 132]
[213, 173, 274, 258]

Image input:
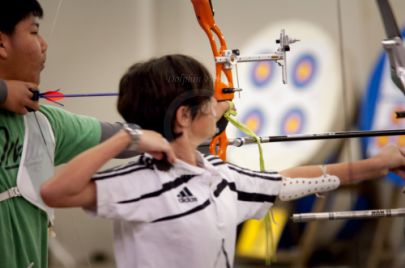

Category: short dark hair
[0, 0, 43, 34]
[117, 54, 214, 140]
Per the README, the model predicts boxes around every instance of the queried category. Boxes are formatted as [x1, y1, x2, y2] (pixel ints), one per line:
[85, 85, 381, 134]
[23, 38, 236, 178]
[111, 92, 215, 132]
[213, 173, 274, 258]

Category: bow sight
[215, 29, 299, 84]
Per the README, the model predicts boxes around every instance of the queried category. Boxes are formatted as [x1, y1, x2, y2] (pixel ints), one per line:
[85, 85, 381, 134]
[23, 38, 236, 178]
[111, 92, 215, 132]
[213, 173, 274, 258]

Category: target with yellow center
[281, 108, 305, 135]
[251, 59, 276, 88]
[238, 109, 266, 137]
[292, 54, 317, 88]
[227, 20, 344, 171]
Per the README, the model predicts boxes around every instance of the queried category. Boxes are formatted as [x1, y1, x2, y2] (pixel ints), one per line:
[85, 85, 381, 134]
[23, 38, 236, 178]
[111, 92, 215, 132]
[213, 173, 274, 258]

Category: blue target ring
[238, 108, 266, 137]
[280, 108, 306, 135]
[250, 54, 276, 88]
[292, 53, 318, 88]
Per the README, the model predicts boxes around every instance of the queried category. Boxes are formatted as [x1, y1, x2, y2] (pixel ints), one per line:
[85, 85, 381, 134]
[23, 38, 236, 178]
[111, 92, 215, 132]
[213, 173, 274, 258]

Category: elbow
[40, 182, 59, 207]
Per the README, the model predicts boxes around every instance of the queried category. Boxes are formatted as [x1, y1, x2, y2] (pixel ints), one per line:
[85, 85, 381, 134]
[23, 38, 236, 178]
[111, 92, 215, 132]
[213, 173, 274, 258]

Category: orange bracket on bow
[191, 0, 236, 160]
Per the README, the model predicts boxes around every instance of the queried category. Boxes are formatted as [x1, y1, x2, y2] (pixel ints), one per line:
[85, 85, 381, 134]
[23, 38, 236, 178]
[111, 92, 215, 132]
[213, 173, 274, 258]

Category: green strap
[223, 102, 276, 264]
[223, 102, 265, 171]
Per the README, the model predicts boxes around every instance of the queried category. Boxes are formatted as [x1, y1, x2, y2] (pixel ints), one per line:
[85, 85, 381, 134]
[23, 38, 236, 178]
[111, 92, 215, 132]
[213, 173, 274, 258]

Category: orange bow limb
[191, 0, 235, 160]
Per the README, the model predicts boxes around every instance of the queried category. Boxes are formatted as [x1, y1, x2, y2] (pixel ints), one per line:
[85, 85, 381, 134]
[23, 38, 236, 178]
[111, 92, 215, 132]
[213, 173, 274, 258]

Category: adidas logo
[177, 187, 197, 203]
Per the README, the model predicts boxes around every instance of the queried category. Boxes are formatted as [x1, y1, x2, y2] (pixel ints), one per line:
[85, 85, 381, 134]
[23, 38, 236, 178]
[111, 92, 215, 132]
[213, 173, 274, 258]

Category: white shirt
[90, 152, 282, 268]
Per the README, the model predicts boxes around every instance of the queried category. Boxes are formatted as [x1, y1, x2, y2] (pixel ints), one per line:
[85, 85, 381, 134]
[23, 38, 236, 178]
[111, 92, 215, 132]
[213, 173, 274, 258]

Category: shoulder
[39, 104, 96, 122]
[201, 154, 237, 181]
[203, 153, 281, 181]
[39, 104, 70, 117]
[39, 104, 100, 135]
[92, 154, 155, 181]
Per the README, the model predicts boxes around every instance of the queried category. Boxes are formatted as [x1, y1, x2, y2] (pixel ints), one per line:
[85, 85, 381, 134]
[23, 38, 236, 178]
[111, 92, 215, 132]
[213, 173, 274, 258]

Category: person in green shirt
[0, 1, 175, 267]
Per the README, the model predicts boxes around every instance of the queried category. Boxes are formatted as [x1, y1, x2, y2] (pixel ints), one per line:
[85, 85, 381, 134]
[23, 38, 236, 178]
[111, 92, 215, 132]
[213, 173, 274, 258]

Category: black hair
[0, 0, 43, 34]
[117, 54, 214, 141]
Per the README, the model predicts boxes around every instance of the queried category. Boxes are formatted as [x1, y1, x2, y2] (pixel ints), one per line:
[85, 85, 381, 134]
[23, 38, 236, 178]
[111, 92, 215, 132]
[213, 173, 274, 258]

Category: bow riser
[191, 0, 235, 101]
[191, 0, 235, 159]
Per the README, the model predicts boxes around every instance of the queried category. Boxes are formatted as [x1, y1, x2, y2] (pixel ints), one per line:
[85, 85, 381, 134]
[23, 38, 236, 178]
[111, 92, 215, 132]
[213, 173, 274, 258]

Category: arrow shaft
[200, 129, 405, 147]
[41, 93, 118, 98]
[292, 208, 405, 222]
[230, 129, 405, 147]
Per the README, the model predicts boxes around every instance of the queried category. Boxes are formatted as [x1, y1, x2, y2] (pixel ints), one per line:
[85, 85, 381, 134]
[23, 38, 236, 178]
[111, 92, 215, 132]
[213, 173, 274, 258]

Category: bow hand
[0, 80, 39, 114]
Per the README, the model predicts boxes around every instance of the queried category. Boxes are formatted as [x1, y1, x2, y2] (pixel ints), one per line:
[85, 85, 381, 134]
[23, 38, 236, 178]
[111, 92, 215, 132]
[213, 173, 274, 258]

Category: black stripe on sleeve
[213, 179, 230, 197]
[152, 199, 211, 223]
[228, 165, 281, 181]
[227, 162, 279, 175]
[236, 191, 277, 203]
[118, 174, 197, 204]
[213, 179, 277, 203]
[204, 154, 226, 165]
[94, 161, 144, 175]
[204, 154, 222, 162]
[92, 166, 153, 181]
[211, 161, 226, 166]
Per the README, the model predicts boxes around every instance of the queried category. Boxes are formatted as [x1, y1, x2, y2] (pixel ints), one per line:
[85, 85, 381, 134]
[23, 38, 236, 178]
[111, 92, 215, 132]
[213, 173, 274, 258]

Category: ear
[174, 106, 192, 129]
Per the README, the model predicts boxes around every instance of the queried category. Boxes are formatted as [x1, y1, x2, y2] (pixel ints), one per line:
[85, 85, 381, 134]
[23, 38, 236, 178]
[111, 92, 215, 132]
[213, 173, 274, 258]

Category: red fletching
[42, 91, 64, 101]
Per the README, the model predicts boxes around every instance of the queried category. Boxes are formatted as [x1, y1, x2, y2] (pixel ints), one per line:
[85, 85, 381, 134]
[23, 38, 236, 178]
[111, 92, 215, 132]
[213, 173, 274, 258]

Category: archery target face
[361, 29, 405, 186]
[226, 21, 344, 170]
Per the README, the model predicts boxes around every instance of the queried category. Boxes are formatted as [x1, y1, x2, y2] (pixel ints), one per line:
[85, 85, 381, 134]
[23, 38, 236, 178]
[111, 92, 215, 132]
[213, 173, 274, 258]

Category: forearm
[280, 156, 387, 185]
[42, 130, 131, 198]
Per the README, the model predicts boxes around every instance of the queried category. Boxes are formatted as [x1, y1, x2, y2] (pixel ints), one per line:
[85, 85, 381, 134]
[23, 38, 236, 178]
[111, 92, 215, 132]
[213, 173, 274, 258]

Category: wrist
[122, 123, 143, 151]
[370, 154, 390, 178]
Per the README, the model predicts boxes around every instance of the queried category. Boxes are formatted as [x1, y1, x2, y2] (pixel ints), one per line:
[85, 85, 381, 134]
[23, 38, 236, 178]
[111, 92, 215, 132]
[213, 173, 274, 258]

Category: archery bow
[190, 0, 299, 264]
[190, 0, 297, 160]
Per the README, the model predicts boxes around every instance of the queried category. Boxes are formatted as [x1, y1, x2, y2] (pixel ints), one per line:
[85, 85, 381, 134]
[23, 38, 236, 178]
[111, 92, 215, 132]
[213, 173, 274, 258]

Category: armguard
[0, 80, 7, 104]
[279, 174, 340, 201]
[100, 122, 139, 158]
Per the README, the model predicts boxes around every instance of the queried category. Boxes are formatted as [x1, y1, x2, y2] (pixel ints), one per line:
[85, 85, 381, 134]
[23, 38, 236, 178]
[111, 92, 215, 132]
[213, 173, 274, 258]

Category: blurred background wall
[36, 0, 405, 267]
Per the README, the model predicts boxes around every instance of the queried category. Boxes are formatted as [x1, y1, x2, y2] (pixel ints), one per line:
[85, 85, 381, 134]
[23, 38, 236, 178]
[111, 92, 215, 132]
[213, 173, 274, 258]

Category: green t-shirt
[0, 105, 101, 268]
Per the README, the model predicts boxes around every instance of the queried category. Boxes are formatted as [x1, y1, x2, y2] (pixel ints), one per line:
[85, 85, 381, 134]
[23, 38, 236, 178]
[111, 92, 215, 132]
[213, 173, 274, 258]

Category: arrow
[31, 90, 118, 106]
[292, 208, 405, 222]
[200, 129, 405, 147]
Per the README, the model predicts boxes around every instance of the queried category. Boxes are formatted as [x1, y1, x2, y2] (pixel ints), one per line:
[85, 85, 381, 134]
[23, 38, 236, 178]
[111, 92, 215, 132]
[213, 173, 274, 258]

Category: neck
[171, 137, 199, 166]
